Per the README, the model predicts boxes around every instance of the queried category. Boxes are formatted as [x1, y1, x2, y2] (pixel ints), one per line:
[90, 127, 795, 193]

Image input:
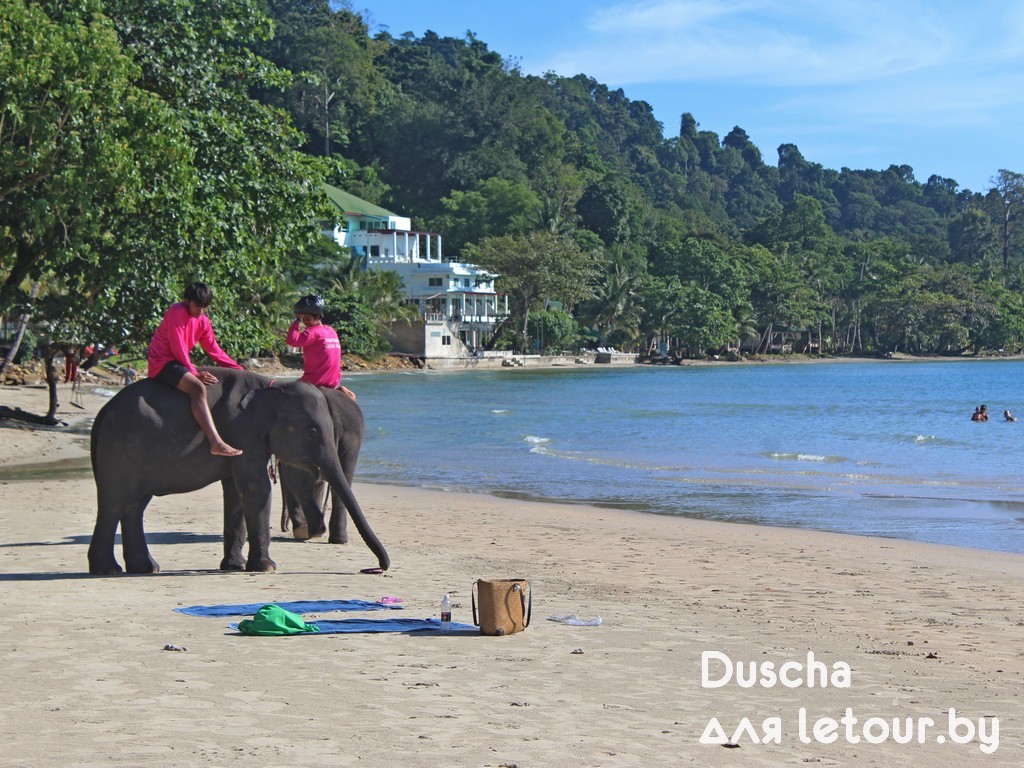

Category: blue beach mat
[228, 617, 479, 635]
[174, 599, 402, 617]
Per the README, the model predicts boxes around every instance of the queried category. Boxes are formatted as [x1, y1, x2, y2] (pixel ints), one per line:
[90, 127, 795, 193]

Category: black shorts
[153, 360, 191, 388]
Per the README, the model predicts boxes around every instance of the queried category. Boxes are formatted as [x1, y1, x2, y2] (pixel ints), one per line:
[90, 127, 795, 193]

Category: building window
[463, 278, 470, 287]
[428, 277, 442, 287]
[442, 335, 451, 346]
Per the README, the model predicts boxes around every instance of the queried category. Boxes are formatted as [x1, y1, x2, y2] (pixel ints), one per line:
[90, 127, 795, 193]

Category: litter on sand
[547, 614, 602, 626]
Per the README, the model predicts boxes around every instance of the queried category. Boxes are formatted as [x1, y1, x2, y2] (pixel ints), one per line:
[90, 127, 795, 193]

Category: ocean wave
[523, 435, 551, 444]
[767, 451, 845, 463]
[492, 409, 510, 414]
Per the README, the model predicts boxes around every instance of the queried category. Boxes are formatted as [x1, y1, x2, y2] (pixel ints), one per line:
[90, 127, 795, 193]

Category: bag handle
[513, 581, 532, 628]
[471, 579, 533, 629]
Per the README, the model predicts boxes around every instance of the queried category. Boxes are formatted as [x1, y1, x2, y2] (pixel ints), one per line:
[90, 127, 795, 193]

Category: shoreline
[6, 347, 1024, 389]
[3, 378, 1024, 557]
[1, 381, 1022, 764]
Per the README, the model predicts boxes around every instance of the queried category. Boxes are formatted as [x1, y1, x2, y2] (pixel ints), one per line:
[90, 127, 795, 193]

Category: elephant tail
[327, 468, 390, 571]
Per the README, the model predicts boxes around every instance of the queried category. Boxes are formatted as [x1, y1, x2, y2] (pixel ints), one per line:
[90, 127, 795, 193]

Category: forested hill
[4, 1, 1024, 369]
[252, 2, 1024, 358]
[263, 11, 988, 250]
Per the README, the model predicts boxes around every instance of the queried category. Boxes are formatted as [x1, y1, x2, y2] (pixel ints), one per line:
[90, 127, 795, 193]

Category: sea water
[352, 360, 1024, 555]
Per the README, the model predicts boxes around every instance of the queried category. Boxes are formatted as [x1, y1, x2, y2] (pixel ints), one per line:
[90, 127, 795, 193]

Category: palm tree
[729, 305, 759, 354]
[360, 269, 421, 330]
[584, 249, 646, 349]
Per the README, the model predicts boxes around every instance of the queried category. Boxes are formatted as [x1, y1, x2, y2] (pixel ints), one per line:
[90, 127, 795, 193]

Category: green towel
[237, 604, 321, 636]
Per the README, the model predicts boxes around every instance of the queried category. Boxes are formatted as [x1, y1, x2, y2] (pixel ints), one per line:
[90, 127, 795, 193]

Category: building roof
[323, 184, 400, 219]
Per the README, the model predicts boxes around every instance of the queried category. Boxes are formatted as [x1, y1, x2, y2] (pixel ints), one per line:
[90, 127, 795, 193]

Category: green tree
[973, 281, 1024, 353]
[316, 254, 420, 348]
[2, 0, 334, 417]
[255, 0, 389, 157]
[579, 247, 647, 348]
[639, 275, 685, 356]
[576, 172, 646, 246]
[948, 207, 999, 267]
[528, 307, 580, 353]
[466, 231, 597, 352]
[0, 0, 194, 415]
[984, 170, 1024, 272]
[103, 0, 333, 356]
[320, 292, 391, 358]
[671, 283, 736, 356]
[435, 177, 541, 254]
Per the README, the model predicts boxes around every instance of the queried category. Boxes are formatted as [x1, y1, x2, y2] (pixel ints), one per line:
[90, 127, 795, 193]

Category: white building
[323, 184, 507, 357]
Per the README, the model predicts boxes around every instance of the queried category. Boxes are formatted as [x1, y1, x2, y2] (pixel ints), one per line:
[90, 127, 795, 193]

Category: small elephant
[279, 386, 363, 543]
[87, 368, 389, 575]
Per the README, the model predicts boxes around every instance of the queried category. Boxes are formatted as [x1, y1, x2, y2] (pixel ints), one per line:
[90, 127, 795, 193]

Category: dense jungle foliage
[4, 0, 1024, 377]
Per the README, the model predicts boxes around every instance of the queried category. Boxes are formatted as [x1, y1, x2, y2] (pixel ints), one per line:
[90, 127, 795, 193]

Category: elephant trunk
[323, 461, 390, 571]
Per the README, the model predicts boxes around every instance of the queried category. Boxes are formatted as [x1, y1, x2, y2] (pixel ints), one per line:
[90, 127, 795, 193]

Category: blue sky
[355, 0, 1024, 193]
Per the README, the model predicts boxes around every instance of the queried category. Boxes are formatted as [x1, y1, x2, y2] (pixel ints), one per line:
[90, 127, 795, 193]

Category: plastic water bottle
[440, 593, 452, 634]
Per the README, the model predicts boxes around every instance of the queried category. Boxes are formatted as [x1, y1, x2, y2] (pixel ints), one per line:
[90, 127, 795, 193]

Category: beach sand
[1, 382, 1022, 766]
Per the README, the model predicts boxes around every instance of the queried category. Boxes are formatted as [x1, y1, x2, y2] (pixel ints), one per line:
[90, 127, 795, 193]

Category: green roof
[323, 183, 399, 219]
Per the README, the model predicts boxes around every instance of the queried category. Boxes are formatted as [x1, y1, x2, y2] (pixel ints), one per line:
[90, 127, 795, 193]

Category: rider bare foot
[211, 442, 243, 457]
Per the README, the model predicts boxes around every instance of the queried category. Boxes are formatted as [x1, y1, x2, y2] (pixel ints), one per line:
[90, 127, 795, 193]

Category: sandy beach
[1, 380, 1022, 767]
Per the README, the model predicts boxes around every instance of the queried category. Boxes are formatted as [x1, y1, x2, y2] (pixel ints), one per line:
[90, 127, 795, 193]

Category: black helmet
[294, 294, 325, 317]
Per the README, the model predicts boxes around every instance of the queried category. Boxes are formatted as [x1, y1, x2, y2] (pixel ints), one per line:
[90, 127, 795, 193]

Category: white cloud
[538, 0, 1024, 89]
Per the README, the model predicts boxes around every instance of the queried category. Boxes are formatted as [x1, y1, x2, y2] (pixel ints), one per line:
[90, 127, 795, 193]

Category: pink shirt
[147, 302, 243, 379]
[286, 321, 342, 388]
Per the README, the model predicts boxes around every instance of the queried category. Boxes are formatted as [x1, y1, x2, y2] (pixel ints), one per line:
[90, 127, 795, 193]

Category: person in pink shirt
[287, 295, 355, 400]
[148, 282, 244, 456]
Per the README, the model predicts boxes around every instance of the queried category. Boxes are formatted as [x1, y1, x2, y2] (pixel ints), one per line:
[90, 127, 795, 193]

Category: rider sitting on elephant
[286, 294, 356, 401]
[148, 281, 245, 457]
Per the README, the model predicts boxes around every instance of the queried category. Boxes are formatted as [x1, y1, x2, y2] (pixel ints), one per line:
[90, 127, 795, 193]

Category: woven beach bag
[472, 578, 532, 636]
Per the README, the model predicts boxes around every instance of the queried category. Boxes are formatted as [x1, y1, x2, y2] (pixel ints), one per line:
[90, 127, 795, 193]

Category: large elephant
[279, 386, 363, 544]
[87, 368, 389, 575]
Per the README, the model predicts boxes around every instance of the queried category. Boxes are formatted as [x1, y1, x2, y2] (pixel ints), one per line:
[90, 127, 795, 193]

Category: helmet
[293, 294, 325, 317]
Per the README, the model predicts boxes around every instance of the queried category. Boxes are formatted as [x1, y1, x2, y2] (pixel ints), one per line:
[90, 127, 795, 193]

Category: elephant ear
[238, 387, 262, 411]
[236, 385, 280, 440]
[235, 385, 276, 415]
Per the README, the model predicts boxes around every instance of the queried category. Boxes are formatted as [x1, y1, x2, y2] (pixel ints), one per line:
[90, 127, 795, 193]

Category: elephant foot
[292, 524, 310, 541]
[245, 557, 277, 573]
[220, 558, 246, 571]
[125, 557, 160, 574]
[328, 534, 349, 545]
[88, 560, 124, 576]
[307, 523, 327, 539]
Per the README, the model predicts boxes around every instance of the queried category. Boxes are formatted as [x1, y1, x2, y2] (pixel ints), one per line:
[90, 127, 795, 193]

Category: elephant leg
[120, 495, 159, 573]
[88, 492, 127, 575]
[220, 479, 246, 571]
[233, 469, 276, 573]
[327, 482, 348, 544]
[290, 478, 327, 540]
[89, 488, 154, 575]
[284, 482, 311, 541]
[279, 463, 326, 540]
